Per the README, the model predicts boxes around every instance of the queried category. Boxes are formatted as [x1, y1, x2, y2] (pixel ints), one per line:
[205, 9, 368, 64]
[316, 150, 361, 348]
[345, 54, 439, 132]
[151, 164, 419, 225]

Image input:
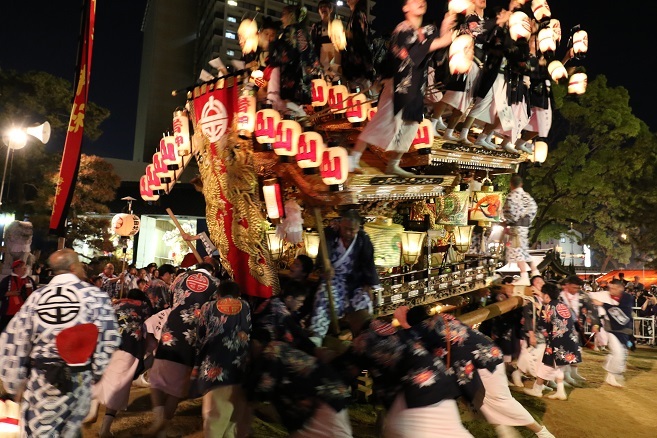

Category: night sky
[0, 0, 653, 162]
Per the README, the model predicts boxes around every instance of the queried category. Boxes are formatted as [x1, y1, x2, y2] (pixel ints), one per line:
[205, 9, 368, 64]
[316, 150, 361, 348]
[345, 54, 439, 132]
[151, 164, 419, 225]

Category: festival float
[137, 7, 588, 319]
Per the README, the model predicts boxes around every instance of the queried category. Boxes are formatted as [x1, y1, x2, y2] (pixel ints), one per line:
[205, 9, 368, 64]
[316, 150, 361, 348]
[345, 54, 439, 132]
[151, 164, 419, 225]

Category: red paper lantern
[262, 178, 284, 223]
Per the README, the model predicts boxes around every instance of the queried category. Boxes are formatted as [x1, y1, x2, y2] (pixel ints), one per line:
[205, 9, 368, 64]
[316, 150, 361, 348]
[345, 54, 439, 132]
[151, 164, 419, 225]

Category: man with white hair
[0, 249, 120, 437]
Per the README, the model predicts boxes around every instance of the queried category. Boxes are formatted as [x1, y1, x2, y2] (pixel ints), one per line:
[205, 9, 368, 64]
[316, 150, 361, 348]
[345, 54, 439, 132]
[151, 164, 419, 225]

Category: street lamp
[1, 121, 51, 207]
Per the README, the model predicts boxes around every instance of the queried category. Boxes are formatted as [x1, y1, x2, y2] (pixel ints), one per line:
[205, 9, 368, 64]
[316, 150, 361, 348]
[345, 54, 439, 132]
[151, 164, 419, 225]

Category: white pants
[290, 403, 352, 437]
[478, 363, 535, 426]
[537, 362, 565, 382]
[604, 332, 628, 375]
[517, 342, 547, 377]
[384, 394, 473, 438]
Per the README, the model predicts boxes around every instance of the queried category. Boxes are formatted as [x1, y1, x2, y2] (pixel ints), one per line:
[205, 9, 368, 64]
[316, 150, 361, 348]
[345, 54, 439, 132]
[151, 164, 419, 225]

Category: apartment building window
[227, 0, 238, 6]
[282, 0, 298, 5]
[227, 50, 235, 56]
[226, 31, 236, 39]
[227, 16, 237, 23]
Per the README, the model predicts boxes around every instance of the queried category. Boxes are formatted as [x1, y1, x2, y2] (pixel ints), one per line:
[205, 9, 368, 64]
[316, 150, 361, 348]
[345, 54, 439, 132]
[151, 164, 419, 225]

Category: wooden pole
[314, 207, 340, 336]
[165, 208, 203, 264]
[458, 296, 524, 327]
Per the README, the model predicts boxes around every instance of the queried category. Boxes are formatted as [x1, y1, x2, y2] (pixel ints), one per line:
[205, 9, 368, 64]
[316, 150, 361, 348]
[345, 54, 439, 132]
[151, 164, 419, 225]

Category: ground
[83, 347, 657, 438]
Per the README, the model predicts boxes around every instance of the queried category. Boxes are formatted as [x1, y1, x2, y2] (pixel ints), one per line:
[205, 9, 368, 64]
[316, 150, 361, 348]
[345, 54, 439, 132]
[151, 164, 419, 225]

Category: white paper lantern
[320, 145, 349, 190]
[531, 0, 551, 21]
[0, 399, 20, 436]
[153, 152, 175, 188]
[572, 30, 589, 56]
[297, 131, 325, 172]
[237, 89, 257, 138]
[238, 18, 258, 40]
[509, 11, 532, 41]
[367, 106, 378, 121]
[533, 139, 548, 163]
[311, 77, 329, 107]
[328, 84, 349, 114]
[274, 118, 302, 160]
[411, 118, 435, 154]
[112, 213, 141, 237]
[140, 175, 159, 202]
[568, 72, 587, 95]
[262, 179, 284, 222]
[346, 93, 371, 123]
[548, 60, 568, 81]
[449, 34, 474, 75]
[328, 19, 347, 51]
[538, 28, 556, 53]
[255, 107, 281, 149]
[146, 164, 165, 192]
[548, 19, 561, 43]
[172, 109, 191, 156]
[160, 135, 184, 168]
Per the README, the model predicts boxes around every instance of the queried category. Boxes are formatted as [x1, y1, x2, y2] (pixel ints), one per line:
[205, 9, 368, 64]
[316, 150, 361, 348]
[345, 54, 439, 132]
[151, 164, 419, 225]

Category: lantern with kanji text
[367, 106, 378, 121]
[328, 82, 349, 114]
[320, 142, 349, 191]
[140, 175, 160, 202]
[411, 117, 434, 155]
[346, 91, 370, 124]
[146, 163, 165, 193]
[255, 104, 281, 151]
[262, 178, 284, 224]
[273, 116, 302, 162]
[531, 0, 551, 21]
[297, 131, 324, 174]
[311, 76, 329, 107]
[172, 108, 191, 156]
[568, 72, 587, 95]
[509, 11, 531, 41]
[449, 35, 474, 74]
[237, 86, 256, 138]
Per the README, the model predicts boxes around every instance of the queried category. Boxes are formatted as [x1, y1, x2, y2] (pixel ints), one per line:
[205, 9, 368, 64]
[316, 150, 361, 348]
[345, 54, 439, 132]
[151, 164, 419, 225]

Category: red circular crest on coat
[186, 273, 209, 293]
[556, 303, 571, 319]
[217, 297, 243, 315]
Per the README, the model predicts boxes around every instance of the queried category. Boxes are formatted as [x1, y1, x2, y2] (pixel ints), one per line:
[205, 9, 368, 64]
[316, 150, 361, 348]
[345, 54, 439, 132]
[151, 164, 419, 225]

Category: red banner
[191, 82, 274, 298]
[49, 0, 96, 235]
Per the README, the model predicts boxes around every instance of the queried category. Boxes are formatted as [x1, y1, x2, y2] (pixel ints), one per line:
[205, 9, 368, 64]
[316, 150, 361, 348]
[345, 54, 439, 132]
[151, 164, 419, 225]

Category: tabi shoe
[518, 141, 534, 154]
[570, 368, 587, 381]
[83, 399, 99, 424]
[563, 371, 581, 387]
[546, 381, 568, 400]
[535, 425, 556, 438]
[523, 382, 543, 398]
[432, 117, 447, 132]
[386, 160, 416, 178]
[460, 134, 474, 146]
[605, 373, 625, 388]
[475, 137, 498, 151]
[441, 129, 459, 142]
[502, 141, 519, 154]
[541, 384, 554, 392]
[133, 372, 150, 388]
[545, 380, 557, 390]
[511, 369, 524, 387]
[349, 155, 363, 174]
[494, 425, 522, 438]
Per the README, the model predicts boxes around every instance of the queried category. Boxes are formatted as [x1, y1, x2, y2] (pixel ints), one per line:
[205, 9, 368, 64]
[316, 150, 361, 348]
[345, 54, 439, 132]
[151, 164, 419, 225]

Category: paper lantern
[509, 11, 531, 41]
[548, 19, 561, 43]
[172, 109, 191, 156]
[111, 213, 141, 237]
[533, 139, 548, 163]
[364, 218, 403, 268]
[250, 69, 264, 86]
[568, 72, 587, 94]
[0, 399, 20, 436]
[140, 175, 160, 201]
[238, 18, 258, 39]
[255, 106, 281, 150]
[572, 30, 589, 56]
[262, 179, 284, 223]
[152, 152, 175, 190]
[303, 231, 320, 261]
[146, 164, 165, 192]
[237, 88, 257, 138]
[274, 117, 302, 161]
[328, 19, 347, 51]
[328, 83, 349, 114]
[367, 106, 378, 121]
[451, 225, 473, 253]
[311, 77, 329, 107]
[531, 0, 551, 21]
[401, 231, 426, 266]
[346, 92, 371, 124]
[266, 229, 284, 261]
[538, 28, 556, 53]
[448, 0, 473, 15]
[449, 35, 474, 74]
[411, 118, 434, 154]
[297, 131, 324, 173]
[320, 144, 349, 190]
[548, 60, 568, 81]
[242, 34, 259, 55]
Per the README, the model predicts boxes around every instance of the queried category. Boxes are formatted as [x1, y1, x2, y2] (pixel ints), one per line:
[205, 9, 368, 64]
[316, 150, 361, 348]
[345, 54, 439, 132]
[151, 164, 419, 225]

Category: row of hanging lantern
[139, 108, 193, 202]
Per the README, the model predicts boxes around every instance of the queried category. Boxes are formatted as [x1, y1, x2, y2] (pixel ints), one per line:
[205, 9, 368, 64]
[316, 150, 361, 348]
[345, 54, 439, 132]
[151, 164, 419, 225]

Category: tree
[525, 75, 657, 269]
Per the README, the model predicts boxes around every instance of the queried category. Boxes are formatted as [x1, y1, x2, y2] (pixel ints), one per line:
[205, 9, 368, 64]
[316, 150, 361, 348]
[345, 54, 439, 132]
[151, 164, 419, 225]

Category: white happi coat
[502, 187, 538, 263]
[0, 273, 120, 437]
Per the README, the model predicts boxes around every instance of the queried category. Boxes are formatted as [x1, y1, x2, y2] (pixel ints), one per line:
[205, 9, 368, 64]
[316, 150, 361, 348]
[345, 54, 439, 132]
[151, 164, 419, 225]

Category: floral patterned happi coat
[349, 319, 460, 410]
[113, 298, 152, 360]
[389, 21, 437, 122]
[146, 277, 171, 313]
[248, 341, 350, 433]
[252, 296, 316, 354]
[411, 313, 503, 404]
[539, 299, 582, 367]
[269, 24, 318, 104]
[155, 270, 219, 368]
[193, 296, 251, 397]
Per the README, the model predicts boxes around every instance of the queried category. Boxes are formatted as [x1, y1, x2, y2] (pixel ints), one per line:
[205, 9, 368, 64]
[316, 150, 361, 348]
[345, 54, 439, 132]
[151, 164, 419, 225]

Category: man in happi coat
[524, 281, 581, 401]
[148, 263, 220, 436]
[404, 305, 554, 438]
[193, 280, 251, 437]
[85, 288, 153, 436]
[309, 209, 379, 343]
[340, 309, 471, 438]
[0, 249, 120, 437]
[502, 174, 539, 284]
[145, 263, 176, 313]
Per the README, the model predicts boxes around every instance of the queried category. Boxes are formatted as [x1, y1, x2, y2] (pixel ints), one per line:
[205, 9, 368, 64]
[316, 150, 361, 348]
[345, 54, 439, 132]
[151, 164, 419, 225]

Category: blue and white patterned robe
[0, 273, 120, 437]
[502, 187, 538, 263]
